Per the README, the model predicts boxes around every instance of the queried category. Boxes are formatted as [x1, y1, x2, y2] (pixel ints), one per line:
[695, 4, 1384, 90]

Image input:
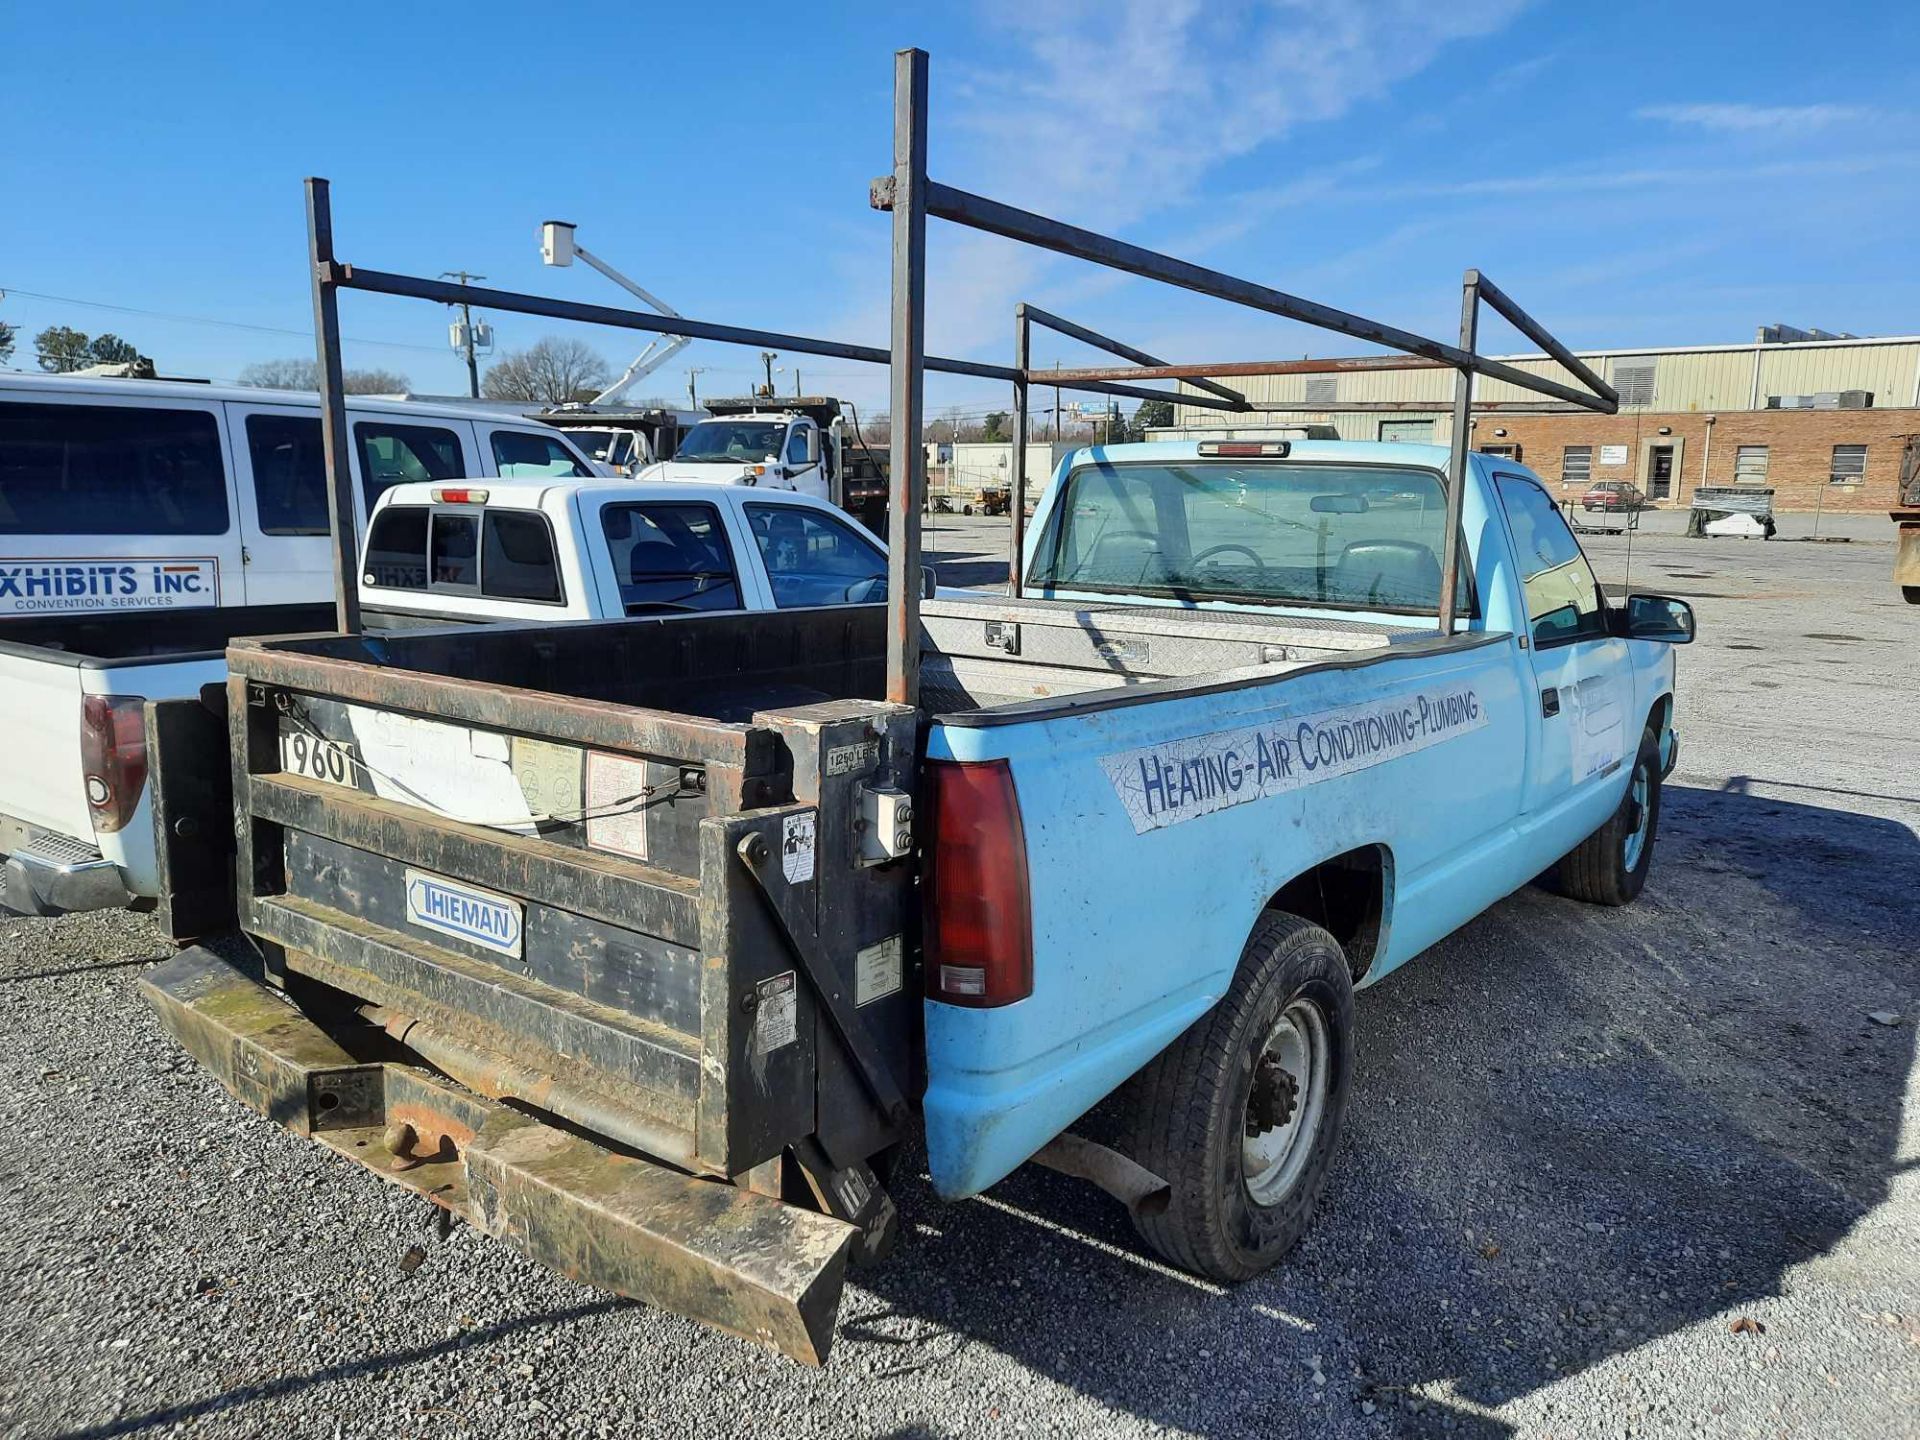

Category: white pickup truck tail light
[430, 487, 489, 504]
[1198, 441, 1290, 458]
[79, 695, 148, 834]
[924, 759, 1032, 1008]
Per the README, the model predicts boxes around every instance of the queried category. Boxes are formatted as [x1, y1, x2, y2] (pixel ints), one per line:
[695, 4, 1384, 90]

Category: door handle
[1541, 687, 1560, 718]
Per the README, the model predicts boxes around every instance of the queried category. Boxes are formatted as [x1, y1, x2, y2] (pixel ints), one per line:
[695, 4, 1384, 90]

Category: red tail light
[79, 695, 148, 834]
[924, 759, 1032, 1007]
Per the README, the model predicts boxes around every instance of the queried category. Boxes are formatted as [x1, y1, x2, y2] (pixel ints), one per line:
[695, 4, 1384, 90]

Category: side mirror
[1619, 593, 1695, 644]
[923, 564, 938, 599]
[804, 428, 822, 465]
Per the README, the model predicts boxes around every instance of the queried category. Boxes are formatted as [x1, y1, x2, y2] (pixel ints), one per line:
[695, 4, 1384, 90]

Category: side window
[362, 507, 430, 590]
[430, 511, 479, 590]
[244, 414, 328, 535]
[784, 427, 810, 467]
[0, 402, 228, 535]
[745, 504, 885, 608]
[480, 511, 564, 603]
[492, 429, 590, 478]
[1496, 475, 1605, 646]
[598, 502, 741, 614]
[354, 422, 463, 509]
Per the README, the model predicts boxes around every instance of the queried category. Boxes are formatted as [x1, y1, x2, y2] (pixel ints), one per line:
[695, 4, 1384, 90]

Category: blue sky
[4, 1, 1917, 425]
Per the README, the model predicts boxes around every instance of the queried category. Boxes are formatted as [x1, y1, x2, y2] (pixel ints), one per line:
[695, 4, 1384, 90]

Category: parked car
[1582, 480, 1645, 512]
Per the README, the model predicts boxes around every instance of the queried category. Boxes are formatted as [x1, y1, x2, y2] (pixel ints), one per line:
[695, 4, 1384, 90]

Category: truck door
[784, 422, 828, 502]
[226, 402, 342, 605]
[1492, 472, 1632, 838]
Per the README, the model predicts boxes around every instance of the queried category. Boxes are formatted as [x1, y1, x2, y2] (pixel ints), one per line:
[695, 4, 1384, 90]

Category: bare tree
[481, 338, 612, 405]
[238, 358, 411, 394]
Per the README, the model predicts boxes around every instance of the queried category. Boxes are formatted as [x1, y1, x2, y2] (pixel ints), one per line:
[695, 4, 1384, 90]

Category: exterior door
[1493, 474, 1632, 834]
[1647, 446, 1675, 501]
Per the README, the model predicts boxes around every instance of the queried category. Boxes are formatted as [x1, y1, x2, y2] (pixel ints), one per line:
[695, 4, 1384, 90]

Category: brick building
[1171, 329, 1920, 512]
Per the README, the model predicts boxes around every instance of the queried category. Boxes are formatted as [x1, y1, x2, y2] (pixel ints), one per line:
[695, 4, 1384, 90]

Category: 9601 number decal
[280, 730, 356, 788]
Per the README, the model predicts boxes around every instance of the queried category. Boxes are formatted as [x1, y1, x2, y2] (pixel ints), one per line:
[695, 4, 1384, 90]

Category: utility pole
[1052, 360, 1061, 442]
[760, 350, 778, 397]
[441, 270, 485, 398]
[687, 366, 709, 411]
[793, 367, 802, 397]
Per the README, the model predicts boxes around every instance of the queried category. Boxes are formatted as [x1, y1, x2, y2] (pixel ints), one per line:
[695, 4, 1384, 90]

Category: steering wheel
[1190, 543, 1268, 574]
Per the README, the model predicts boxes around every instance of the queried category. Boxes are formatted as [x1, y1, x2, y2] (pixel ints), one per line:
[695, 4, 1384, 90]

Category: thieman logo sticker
[404, 868, 524, 957]
[1099, 683, 1489, 834]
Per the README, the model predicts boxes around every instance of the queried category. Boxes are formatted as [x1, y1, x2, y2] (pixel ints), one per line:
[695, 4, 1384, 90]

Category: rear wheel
[1558, 728, 1662, 906]
[1125, 913, 1354, 1282]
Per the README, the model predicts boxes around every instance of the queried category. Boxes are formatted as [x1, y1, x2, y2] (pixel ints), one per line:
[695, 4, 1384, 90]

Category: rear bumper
[1, 833, 130, 917]
[139, 947, 858, 1365]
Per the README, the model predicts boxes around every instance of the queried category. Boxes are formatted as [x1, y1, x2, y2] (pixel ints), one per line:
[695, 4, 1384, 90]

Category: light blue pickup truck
[143, 434, 1693, 1361]
[919, 437, 1690, 1281]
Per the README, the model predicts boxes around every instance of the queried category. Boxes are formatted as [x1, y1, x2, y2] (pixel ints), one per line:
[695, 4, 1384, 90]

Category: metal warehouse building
[1170, 328, 1920, 512]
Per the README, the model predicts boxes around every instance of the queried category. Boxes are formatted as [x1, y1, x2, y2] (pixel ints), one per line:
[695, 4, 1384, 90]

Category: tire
[1125, 912, 1355, 1282]
[1558, 727, 1662, 906]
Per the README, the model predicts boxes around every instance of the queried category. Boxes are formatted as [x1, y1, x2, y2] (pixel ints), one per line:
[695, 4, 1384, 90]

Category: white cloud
[836, 0, 1531, 389]
[1637, 102, 1868, 134]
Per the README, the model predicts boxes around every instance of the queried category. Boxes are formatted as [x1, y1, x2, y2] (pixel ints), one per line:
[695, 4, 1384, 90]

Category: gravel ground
[2, 522, 1915, 1439]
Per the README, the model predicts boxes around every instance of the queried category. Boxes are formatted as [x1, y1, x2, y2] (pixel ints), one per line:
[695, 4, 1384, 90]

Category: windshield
[569, 428, 620, 462]
[674, 421, 784, 463]
[1027, 460, 1468, 614]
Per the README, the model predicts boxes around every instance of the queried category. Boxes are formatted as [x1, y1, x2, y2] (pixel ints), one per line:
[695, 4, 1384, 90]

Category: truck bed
[0, 604, 336, 666]
[238, 596, 1417, 721]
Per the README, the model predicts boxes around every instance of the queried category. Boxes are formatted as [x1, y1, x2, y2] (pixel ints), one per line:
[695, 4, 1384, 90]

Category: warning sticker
[782, 811, 816, 884]
[753, 971, 798, 1055]
[855, 935, 903, 1006]
[512, 736, 583, 820]
[585, 751, 651, 860]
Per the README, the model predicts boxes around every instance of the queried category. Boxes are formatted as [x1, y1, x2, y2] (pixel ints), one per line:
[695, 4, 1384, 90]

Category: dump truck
[136, 49, 1695, 1366]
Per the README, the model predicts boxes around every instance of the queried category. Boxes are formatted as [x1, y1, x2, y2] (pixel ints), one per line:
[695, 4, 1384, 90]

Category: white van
[0, 372, 597, 613]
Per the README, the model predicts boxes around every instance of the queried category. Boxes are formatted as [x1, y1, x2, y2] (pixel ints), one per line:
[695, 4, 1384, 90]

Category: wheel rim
[1623, 761, 1652, 871]
[1241, 998, 1331, 1207]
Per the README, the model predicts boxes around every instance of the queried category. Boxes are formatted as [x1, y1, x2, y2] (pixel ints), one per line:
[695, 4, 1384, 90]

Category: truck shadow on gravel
[852, 781, 1917, 1437]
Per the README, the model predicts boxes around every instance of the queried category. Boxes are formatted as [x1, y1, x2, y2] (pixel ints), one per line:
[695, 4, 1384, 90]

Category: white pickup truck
[355, 479, 902, 621]
[0, 483, 895, 918]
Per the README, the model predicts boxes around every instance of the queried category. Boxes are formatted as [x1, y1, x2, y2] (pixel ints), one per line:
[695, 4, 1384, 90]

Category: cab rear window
[0, 402, 229, 535]
[362, 505, 563, 604]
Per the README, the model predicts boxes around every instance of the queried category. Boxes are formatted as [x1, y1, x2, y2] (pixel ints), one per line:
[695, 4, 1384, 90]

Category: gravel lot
[3, 518, 1915, 1439]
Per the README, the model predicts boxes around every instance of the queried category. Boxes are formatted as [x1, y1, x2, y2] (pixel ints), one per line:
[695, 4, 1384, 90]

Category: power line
[0, 285, 451, 355]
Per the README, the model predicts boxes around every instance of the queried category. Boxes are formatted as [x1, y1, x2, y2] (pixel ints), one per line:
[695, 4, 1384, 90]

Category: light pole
[687, 366, 709, 411]
[760, 351, 778, 396]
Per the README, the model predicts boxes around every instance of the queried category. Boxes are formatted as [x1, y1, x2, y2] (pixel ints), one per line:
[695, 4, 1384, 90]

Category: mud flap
[139, 946, 858, 1364]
